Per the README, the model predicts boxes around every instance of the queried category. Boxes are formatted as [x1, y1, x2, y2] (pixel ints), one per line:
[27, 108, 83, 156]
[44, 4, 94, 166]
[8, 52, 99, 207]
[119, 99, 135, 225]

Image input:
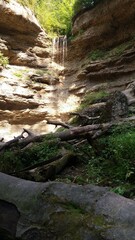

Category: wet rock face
[0, 0, 51, 67]
[71, 0, 135, 57]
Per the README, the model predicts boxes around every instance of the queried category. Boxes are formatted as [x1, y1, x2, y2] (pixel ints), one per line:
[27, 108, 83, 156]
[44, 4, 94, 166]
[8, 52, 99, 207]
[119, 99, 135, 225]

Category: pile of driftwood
[0, 115, 133, 181]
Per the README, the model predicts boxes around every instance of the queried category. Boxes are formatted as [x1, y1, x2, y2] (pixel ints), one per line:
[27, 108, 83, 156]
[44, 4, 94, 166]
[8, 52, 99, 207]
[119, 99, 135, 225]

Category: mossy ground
[56, 123, 135, 198]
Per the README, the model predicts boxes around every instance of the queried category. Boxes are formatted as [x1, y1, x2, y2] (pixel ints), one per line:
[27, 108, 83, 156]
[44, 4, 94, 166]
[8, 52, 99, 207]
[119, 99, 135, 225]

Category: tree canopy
[18, 0, 76, 36]
[73, 0, 104, 15]
[17, 0, 103, 36]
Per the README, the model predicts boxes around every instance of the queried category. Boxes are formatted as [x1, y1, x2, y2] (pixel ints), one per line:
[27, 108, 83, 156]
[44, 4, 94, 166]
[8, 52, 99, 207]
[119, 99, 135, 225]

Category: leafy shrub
[0, 136, 61, 173]
[73, 0, 103, 14]
[0, 151, 23, 173]
[20, 138, 60, 166]
[87, 124, 135, 190]
[18, 0, 76, 35]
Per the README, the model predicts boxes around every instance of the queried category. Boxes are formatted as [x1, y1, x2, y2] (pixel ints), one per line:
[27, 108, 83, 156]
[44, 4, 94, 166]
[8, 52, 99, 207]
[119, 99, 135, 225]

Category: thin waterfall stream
[52, 35, 67, 67]
[51, 35, 79, 120]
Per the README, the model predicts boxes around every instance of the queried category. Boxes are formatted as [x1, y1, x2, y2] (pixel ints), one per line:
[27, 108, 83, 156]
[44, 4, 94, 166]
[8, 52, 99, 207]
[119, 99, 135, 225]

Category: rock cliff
[65, 0, 135, 110]
[0, 0, 76, 139]
[71, 0, 135, 57]
[0, 0, 51, 67]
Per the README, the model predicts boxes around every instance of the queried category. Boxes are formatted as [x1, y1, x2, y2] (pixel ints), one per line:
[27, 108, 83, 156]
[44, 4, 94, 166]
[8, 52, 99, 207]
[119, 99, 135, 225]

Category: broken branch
[46, 119, 72, 129]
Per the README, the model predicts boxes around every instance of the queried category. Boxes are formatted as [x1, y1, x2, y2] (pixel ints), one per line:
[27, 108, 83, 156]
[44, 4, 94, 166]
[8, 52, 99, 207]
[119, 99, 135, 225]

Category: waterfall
[52, 35, 67, 67]
[52, 37, 56, 62]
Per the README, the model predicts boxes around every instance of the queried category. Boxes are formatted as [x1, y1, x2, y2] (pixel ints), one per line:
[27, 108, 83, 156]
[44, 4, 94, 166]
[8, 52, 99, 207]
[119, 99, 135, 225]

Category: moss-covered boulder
[78, 91, 128, 125]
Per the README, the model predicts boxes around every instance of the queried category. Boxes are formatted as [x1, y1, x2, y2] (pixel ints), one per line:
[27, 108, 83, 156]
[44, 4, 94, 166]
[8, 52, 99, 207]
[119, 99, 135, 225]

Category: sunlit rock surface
[0, 0, 51, 67]
[1, 0, 135, 140]
[0, 65, 80, 140]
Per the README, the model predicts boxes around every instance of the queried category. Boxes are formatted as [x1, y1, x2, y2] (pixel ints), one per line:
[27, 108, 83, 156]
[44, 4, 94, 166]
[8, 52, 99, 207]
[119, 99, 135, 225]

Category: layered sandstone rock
[65, 0, 135, 100]
[71, 0, 135, 57]
[0, 0, 51, 67]
[0, 65, 79, 140]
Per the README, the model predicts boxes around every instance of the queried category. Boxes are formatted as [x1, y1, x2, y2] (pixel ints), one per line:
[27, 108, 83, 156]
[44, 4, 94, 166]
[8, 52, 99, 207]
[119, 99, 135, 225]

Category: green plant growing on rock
[88, 49, 106, 61]
[87, 40, 135, 62]
[73, 0, 105, 14]
[13, 71, 24, 78]
[0, 51, 9, 67]
[78, 90, 109, 109]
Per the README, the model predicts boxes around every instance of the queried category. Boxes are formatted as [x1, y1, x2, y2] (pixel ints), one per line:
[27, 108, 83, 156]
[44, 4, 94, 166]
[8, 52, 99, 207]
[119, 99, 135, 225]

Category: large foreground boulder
[0, 173, 135, 240]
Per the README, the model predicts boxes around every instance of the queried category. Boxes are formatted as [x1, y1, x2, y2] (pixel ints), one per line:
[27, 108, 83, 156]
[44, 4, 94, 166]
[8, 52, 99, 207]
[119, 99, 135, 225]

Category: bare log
[70, 112, 100, 121]
[19, 152, 76, 181]
[46, 119, 72, 129]
[0, 131, 25, 151]
[2, 116, 134, 152]
[12, 154, 63, 175]
[92, 124, 112, 139]
[0, 123, 112, 151]
[22, 128, 36, 138]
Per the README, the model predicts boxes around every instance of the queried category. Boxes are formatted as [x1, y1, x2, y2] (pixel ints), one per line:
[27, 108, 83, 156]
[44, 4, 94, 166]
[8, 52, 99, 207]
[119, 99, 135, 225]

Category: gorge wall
[66, 0, 135, 104]
[71, 0, 135, 57]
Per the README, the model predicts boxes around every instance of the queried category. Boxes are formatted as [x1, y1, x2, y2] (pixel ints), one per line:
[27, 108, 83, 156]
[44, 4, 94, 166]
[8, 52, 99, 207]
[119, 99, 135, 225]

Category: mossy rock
[78, 91, 128, 125]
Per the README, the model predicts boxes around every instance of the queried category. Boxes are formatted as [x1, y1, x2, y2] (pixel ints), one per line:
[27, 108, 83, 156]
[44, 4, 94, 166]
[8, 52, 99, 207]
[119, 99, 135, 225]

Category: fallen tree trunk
[0, 123, 112, 151]
[14, 152, 76, 181]
[1, 116, 135, 152]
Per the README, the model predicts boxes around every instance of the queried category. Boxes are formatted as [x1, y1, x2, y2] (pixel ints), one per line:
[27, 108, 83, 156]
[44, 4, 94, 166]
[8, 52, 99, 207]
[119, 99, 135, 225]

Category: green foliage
[112, 183, 135, 197]
[0, 136, 60, 173]
[88, 40, 134, 61]
[88, 49, 107, 61]
[54, 125, 135, 195]
[73, 0, 103, 14]
[109, 41, 133, 57]
[79, 90, 109, 109]
[0, 151, 23, 173]
[87, 124, 135, 195]
[18, 0, 76, 35]
[19, 139, 60, 166]
[0, 52, 9, 67]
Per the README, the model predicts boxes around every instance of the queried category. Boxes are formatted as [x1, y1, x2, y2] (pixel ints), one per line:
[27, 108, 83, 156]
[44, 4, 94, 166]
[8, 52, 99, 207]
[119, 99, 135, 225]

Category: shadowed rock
[0, 199, 20, 239]
[0, 172, 135, 240]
